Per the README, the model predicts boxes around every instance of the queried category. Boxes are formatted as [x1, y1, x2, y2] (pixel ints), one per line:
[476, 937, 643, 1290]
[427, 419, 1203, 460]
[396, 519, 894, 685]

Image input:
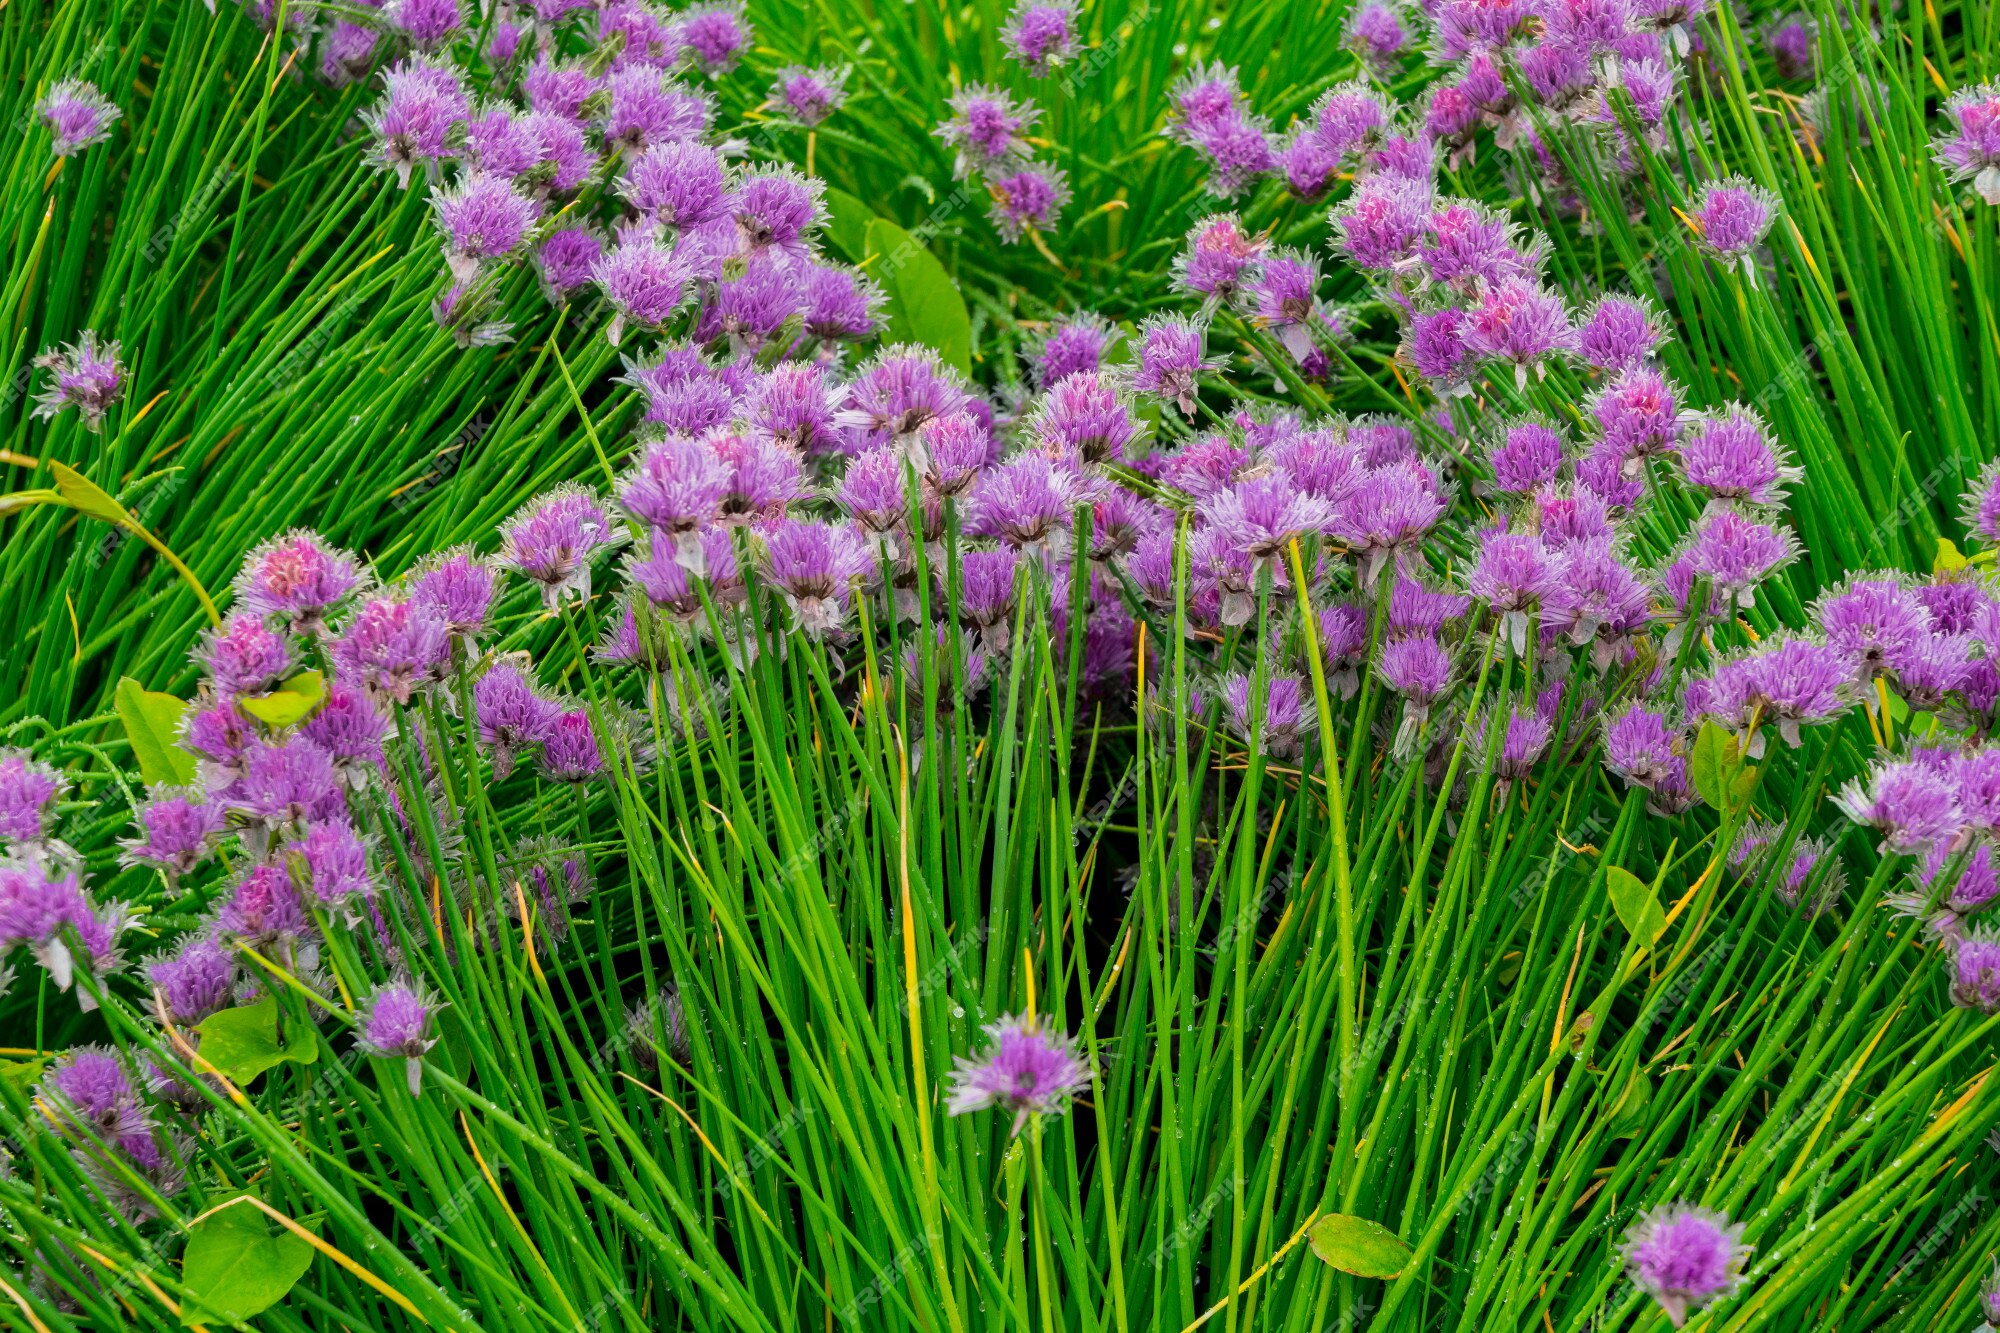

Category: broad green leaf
[822, 186, 877, 263]
[1689, 722, 1744, 812]
[180, 1199, 314, 1326]
[197, 995, 319, 1086]
[1309, 1213, 1412, 1279]
[240, 670, 327, 728]
[115, 677, 198, 788]
[864, 218, 972, 378]
[1936, 536, 1971, 573]
[1606, 866, 1667, 944]
[49, 461, 131, 526]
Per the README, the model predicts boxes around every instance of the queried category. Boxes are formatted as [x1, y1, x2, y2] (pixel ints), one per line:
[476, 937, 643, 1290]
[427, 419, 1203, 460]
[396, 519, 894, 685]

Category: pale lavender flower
[751, 359, 847, 454]
[1405, 306, 1473, 391]
[730, 166, 824, 267]
[763, 518, 876, 635]
[1165, 61, 1248, 144]
[1934, 82, 2000, 205]
[464, 106, 541, 180]
[602, 67, 713, 153]
[1693, 177, 1779, 278]
[320, 22, 381, 86]
[1344, 0, 1408, 73]
[953, 548, 1022, 651]
[1001, 0, 1078, 74]
[331, 596, 452, 704]
[989, 164, 1070, 242]
[919, 412, 991, 495]
[935, 85, 1039, 179]
[388, 0, 463, 48]
[1621, 1204, 1749, 1328]
[1817, 576, 1933, 681]
[799, 261, 883, 344]
[1967, 459, 2000, 546]
[36, 80, 121, 156]
[1683, 508, 1795, 608]
[1603, 703, 1679, 791]
[1222, 674, 1315, 760]
[1469, 528, 1558, 654]
[1590, 366, 1681, 476]
[1129, 315, 1217, 416]
[524, 53, 598, 122]
[1312, 81, 1393, 161]
[232, 739, 340, 835]
[592, 232, 692, 346]
[356, 980, 441, 1095]
[31, 331, 124, 431]
[1952, 932, 2000, 1013]
[1489, 421, 1566, 493]
[41, 1047, 146, 1141]
[619, 140, 729, 230]
[1547, 540, 1651, 667]
[1192, 114, 1277, 197]
[1834, 758, 1963, 855]
[1379, 634, 1454, 758]
[1678, 409, 1797, 505]
[768, 65, 848, 125]
[1250, 249, 1328, 360]
[500, 487, 614, 609]
[1033, 371, 1137, 465]
[1200, 476, 1335, 565]
[1329, 462, 1447, 579]
[946, 1014, 1091, 1136]
[835, 346, 973, 453]
[295, 818, 372, 911]
[970, 454, 1083, 557]
[366, 59, 469, 189]
[1172, 212, 1268, 303]
[234, 531, 360, 635]
[181, 697, 257, 784]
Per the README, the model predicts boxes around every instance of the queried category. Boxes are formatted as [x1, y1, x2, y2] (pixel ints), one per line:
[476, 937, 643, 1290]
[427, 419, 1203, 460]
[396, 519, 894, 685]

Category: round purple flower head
[1932, 82, 2000, 206]
[366, 59, 470, 189]
[1683, 508, 1796, 609]
[42, 1047, 145, 1140]
[201, 612, 295, 698]
[32, 330, 124, 432]
[234, 530, 360, 635]
[146, 934, 235, 1025]
[1957, 932, 2000, 1013]
[1222, 674, 1316, 761]
[619, 141, 729, 231]
[1173, 212, 1268, 303]
[935, 85, 1039, 180]
[1816, 576, 1932, 681]
[0, 750, 64, 845]
[476, 661, 562, 779]
[946, 1014, 1091, 1137]
[1165, 60, 1246, 144]
[540, 708, 607, 783]
[1964, 459, 2000, 547]
[295, 818, 373, 911]
[1678, 409, 1797, 505]
[1621, 1204, 1749, 1328]
[1274, 122, 1341, 201]
[989, 164, 1070, 242]
[763, 518, 877, 636]
[602, 67, 713, 153]
[536, 226, 604, 303]
[1037, 313, 1117, 388]
[37, 80, 122, 156]
[1131, 315, 1218, 416]
[768, 64, 848, 126]
[1488, 420, 1566, 494]
[1835, 758, 1963, 856]
[970, 453, 1083, 557]
[410, 547, 496, 645]
[1576, 294, 1666, 374]
[1464, 278, 1574, 388]
[1766, 16, 1815, 80]
[389, 0, 464, 48]
[678, 1, 751, 76]
[500, 487, 614, 610]
[119, 789, 223, 886]
[592, 232, 693, 346]
[357, 980, 441, 1095]
[1001, 0, 1078, 74]
[731, 166, 825, 267]
[1693, 177, 1779, 276]
[1344, 0, 1408, 73]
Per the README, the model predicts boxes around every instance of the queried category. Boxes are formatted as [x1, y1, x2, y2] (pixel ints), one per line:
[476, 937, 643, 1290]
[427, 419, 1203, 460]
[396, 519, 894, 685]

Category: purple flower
[1622, 1204, 1749, 1328]
[953, 548, 1022, 649]
[836, 346, 973, 453]
[1329, 462, 1447, 579]
[1766, 16, 1815, 80]
[299, 683, 387, 788]
[970, 454, 1083, 557]
[1576, 293, 1666, 373]
[592, 232, 692, 346]
[295, 818, 372, 910]
[704, 258, 803, 353]
[1223, 674, 1315, 760]
[1835, 758, 1964, 855]
[1200, 476, 1335, 565]
[1746, 636, 1853, 747]
[475, 661, 561, 778]
[410, 548, 495, 644]
[42, 1047, 145, 1139]
[1157, 433, 1249, 501]
[919, 412, 991, 495]
[216, 862, 313, 958]
[1249, 249, 1329, 360]
[1547, 540, 1651, 667]
[794, 261, 881, 345]
[599, 0, 679, 66]
[1968, 459, 2000, 547]
[1166, 61, 1248, 144]
[935, 85, 1039, 179]
[751, 359, 846, 455]
[235, 531, 360, 635]
[1317, 603, 1370, 696]
[1172, 213, 1268, 303]
[1378, 634, 1454, 704]
[331, 596, 452, 704]
[146, 934, 235, 1024]
[119, 790, 222, 884]
[762, 518, 876, 635]
[36, 80, 122, 156]
[1589, 366, 1681, 476]
[1816, 576, 1933, 681]
[182, 696, 257, 784]
[730, 167, 824, 267]
[232, 739, 341, 835]
[946, 1014, 1091, 1136]
[1899, 632, 1976, 710]
[710, 427, 805, 522]
[602, 67, 713, 153]
[1521, 39, 1596, 109]
[1951, 932, 2000, 1013]
[1468, 528, 1558, 652]
[1344, 0, 1408, 73]
[768, 65, 848, 125]
[0, 750, 64, 844]
[31, 330, 124, 431]
[1418, 200, 1530, 298]
[525, 54, 598, 122]
[1934, 82, 2000, 205]
[500, 487, 615, 609]
[1489, 421, 1566, 493]
[989, 164, 1070, 242]
[677, 1, 751, 76]
[357, 980, 441, 1095]
[1033, 371, 1138, 465]
[1693, 176, 1780, 275]
[535, 226, 604, 303]
[618, 434, 728, 554]
[1001, 0, 1079, 74]
[201, 613, 295, 697]
[1191, 115, 1276, 198]
[1464, 278, 1574, 386]
[1274, 122, 1341, 201]
[1604, 704, 1681, 790]
[1678, 408, 1796, 505]
[1128, 315, 1216, 416]
[319, 22, 380, 85]
[366, 59, 470, 188]
[1683, 508, 1796, 608]
[388, 0, 463, 47]
[1405, 306, 1474, 390]
[1036, 313, 1116, 387]
[464, 107, 541, 180]
[1387, 577, 1469, 641]
[619, 141, 729, 231]
[431, 281, 513, 349]
[535, 708, 603, 784]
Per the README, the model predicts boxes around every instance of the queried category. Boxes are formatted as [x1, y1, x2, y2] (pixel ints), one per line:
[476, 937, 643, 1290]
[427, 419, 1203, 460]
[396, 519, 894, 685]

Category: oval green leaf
[1606, 865, 1667, 944]
[1689, 722, 1742, 812]
[115, 676, 198, 788]
[240, 670, 327, 728]
[180, 1198, 315, 1326]
[1308, 1212, 1412, 1279]
[197, 994, 319, 1086]
[50, 460, 132, 527]
[864, 217, 972, 378]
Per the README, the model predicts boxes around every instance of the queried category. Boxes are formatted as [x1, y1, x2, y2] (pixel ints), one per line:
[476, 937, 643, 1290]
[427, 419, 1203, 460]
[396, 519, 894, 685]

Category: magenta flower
[935, 85, 1039, 179]
[768, 64, 849, 126]
[37, 80, 122, 156]
[762, 518, 876, 635]
[1172, 212, 1268, 303]
[1622, 1204, 1749, 1328]
[946, 1014, 1091, 1136]
[1464, 278, 1574, 387]
[235, 531, 361, 635]
[357, 980, 441, 1094]
[541, 708, 607, 782]
[332, 596, 452, 704]
[989, 164, 1070, 242]
[1001, 0, 1079, 74]
[31, 330, 124, 432]
[1934, 82, 2000, 205]
[200, 613, 295, 698]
